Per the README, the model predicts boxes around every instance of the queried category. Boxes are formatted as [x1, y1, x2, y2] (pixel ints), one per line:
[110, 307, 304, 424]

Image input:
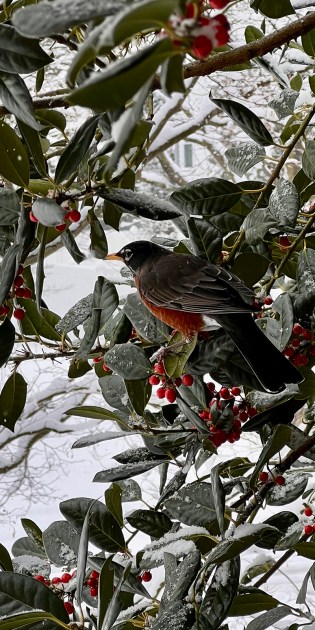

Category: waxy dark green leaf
[60, 497, 125, 553]
[0, 372, 27, 432]
[127, 510, 172, 538]
[0, 572, 69, 622]
[99, 187, 180, 220]
[0, 318, 15, 369]
[0, 24, 52, 74]
[55, 115, 99, 184]
[250, 0, 294, 18]
[0, 120, 29, 187]
[105, 343, 151, 380]
[0, 73, 42, 131]
[210, 96, 274, 146]
[43, 521, 80, 567]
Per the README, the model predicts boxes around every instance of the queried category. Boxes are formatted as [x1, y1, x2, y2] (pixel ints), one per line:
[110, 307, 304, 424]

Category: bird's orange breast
[140, 298, 205, 337]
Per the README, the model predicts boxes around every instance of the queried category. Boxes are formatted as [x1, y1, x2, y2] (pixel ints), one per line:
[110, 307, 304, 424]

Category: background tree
[1, 0, 315, 628]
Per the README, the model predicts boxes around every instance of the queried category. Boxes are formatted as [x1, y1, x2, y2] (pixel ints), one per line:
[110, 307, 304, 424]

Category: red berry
[284, 347, 294, 358]
[23, 287, 32, 299]
[102, 363, 111, 372]
[293, 354, 308, 366]
[310, 346, 315, 356]
[304, 507, 313, 517]
[291, 338, 300, 348]
[191, 35, 213, 59]
[209, 0, 231, 7]
[233, 405, 239, 415]
[233, 419, 241, 430]
[165, 388, 177, 403]
[67, 210, 81, 223]
[44, 579, 51, 585]
[13, 275, 23, 288]
[61, 572, 72, 583]
[219, 387, 231, 399]
[90, 586, 98, 597]
[293, 323, 304, 336]
[90, 570, 99, 579]
[264, 296, 273, 306]
[0, 304, 9, 316]
[199, 410, 209, 420]
[142, 571, 152, 582]
[239, 411, 248, 422]
[13, 307, 25, 320]
[149, 374, 160, 386]
[211, 14, 230, 46]
[154, 362, 164, 375]
[51, 577, 61, 584]
[55, 224, 66, 232]
[93, 356, 103, 363]
[174, 377, 182, 386]
[303, 329, 312, 341]
[185, 2, 199, 18]
[248, 407, 258, 417]
[231, 386, 241, 396]
[279, 235, 290, 247]
[274, 475, 285, 486]
[16, 264, 24, 275]
[86, 577, 98, 588]
[156, 387, 165, 399]
[259, 471, 269, 483]
[304, 525, 313, 535]
[229, 431, 241, 441]
[64, 601, 74, 615]
[207, 382, 216, 392]
[182, 374, 193, 386]
[29, 210, 38, 223]
[34, 575, 45, 582]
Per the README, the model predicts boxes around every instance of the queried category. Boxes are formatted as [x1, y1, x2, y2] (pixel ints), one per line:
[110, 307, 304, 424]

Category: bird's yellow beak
[105, 253, 123, 261]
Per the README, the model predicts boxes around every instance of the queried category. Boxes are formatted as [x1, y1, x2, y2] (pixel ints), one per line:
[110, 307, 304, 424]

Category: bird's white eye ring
[124, 248, 132, 262]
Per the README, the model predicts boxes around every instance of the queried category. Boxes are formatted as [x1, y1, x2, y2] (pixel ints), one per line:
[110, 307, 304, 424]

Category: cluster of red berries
[138, 570, 152, 582]
[0, 264, 33, 322]
[34, 569, 100, 615]
[167, 1, 230, 60]
[197, 383, 257, 448]
[258, 471, 285, 486]
[29, 207, 81, 232]
[283, 323, 314, 367]
[92, 355, 112, 373]
[148, 361, 194, 403]
[303, 506, 315, 535]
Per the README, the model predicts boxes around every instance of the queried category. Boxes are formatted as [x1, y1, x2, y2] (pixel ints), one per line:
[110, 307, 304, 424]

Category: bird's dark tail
[215, 313, 303, 393]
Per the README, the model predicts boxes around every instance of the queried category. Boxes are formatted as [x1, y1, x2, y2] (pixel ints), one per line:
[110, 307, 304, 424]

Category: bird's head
[105, 240, 169, 275]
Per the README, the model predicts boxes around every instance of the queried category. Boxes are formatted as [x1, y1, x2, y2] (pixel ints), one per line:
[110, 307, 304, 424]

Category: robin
[106, 240, 303, 393]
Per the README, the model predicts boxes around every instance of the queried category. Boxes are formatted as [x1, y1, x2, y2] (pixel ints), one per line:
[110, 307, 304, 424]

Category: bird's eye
[123, 248, 132, 262]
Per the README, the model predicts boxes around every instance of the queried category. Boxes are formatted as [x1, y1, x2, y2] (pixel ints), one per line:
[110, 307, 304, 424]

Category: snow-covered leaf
[32, 198, 66, 227]
[269, 179, 299, 227]
[255, 511, 298, 549]
[73, 431, 138, 449]
[124, 292, 170, 343]
[199, 558, 240, 628]
[99, 186, 180, 220]
[43, 521, 80, 567]
[94, 459, 169, 483]
[269, 89, 298, 119]
[164, 482, 217, 526]
[12, 536, 47, 560]
[55, 294, 92, 334]
[267, 471, 309, 505]
[246, 605, 292, 630]
[204, 525, 279, 566]
[140, 526, 205, 569]
[226, 142, 265, 176]
[105, 343, 152, 380]
[115, 479, 142, 502]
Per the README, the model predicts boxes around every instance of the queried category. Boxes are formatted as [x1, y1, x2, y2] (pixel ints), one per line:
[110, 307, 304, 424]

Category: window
[184, 143, 193, 167]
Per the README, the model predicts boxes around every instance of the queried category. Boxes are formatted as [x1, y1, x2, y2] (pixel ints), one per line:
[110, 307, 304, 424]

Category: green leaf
[124, 292, 170, 343]
[250, 0, 294, 18]
[0, 611, 70, 629]
[68, 38, 174, 112]
[0, 189, 20, 226]
[0, 543, 13, 571]
[0, 572, 69, 622]
[18, 120, 47, 179]
[55, 115, 99, 184]
[65, 405, 126, 422]
[32, 198, 65, 227]
[75, 277, 118, 359]
[72, 430, 139, 449]
[242, 207, 277, 246]
[269, 88, 298, 119]
[115, 479, 142, 502]
[302, 140, 315, 180]
[226, 142, 265, 176]
[269, 179, 299, 227]
[0, 120, 29, 186]
[163, 332, 197, 379]
[0, 24, 52, 73]
[187, 217, 222, 263]
[99, 186, 180, 220]
[56, 294, 92, 335]
[0, 72, 42, 131]
[271, 293, 294, 350]
[34, 109, 67, 133]
[249, 425, 292, 488]
[43, 521, 80, 567]
[88, 208, 108, 258]
[127, 510, 172, 538]
[211, 464, 225, 538]
[170, 178, 242, 215]
[99, 374, 131, 415]
[105, 343, 152, 380]
[302, 28, 315, 58]
[0, 372, 27, 432]
[12, 536, 47, 560]
[160, 54, 185, 95]
[21, 519, 44, 553]
[94, 459, 169, 483]
[105, 484, 123, 528]
[60, 497, 125, 553]
[245, 25, 264, 43]
[255, 512, 298, 550]
[200, 557, 240, 628]
[228, 592, 279, 615]
[0, 318, 15, 368]
[230, 253, 270, 287]
[19, 301, 62, 341]
[295, 542, 315, 560]
[164, 482, 216, 526]
[246, 605, 292, 630]
[210, 96, 274, 146]
[204, 525, 279, 565]
[125, 378, 151, 416]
